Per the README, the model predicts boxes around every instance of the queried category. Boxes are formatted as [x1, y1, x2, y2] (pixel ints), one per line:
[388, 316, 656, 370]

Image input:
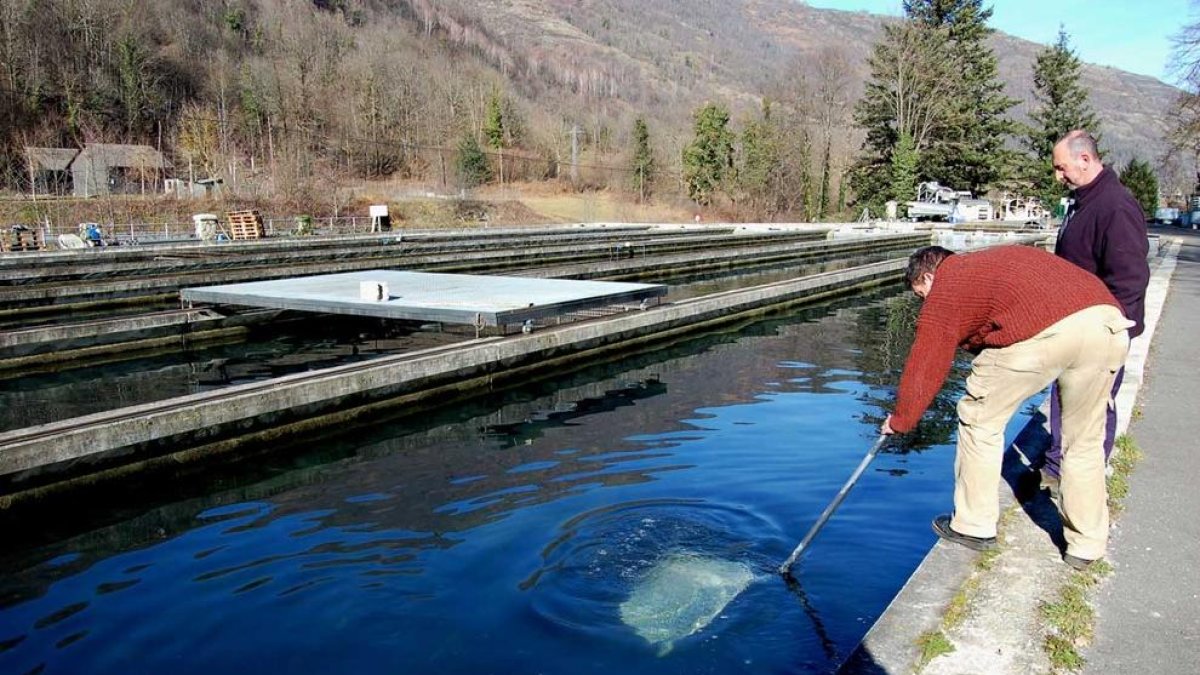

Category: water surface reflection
[1, 289, 1037, 675]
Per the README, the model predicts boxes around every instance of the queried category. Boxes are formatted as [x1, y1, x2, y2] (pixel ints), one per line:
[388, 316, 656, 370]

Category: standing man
[1045, 130, 1150, 488]
[882, 245, 1132, 568]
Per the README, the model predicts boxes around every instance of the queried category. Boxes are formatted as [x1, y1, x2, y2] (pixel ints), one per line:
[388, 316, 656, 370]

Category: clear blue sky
[805, 0, 1194, 83]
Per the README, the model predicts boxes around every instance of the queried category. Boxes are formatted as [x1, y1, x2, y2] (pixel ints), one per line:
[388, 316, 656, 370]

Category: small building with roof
[69, 144, 173, 197]
[25, 147, 80, 196]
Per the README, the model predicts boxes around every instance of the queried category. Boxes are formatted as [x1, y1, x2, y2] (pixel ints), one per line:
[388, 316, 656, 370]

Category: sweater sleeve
[889, 300, 961, 433]
[1098, 207, 1150, 336]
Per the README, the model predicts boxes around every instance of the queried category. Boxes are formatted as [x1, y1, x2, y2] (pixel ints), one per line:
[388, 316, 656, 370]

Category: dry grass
[519, 192, 695, 224]
[2, 179, 702, 235]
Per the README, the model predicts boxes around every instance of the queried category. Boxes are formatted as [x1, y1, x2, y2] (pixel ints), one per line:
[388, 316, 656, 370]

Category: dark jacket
[1055, 166, 1150, 337]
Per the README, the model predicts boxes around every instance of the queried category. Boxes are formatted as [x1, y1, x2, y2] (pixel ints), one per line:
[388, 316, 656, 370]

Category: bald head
[1052, 130, 1103, 190]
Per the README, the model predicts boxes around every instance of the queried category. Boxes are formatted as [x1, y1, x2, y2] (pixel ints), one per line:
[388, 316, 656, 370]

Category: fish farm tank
[0, 289, 1046, 674]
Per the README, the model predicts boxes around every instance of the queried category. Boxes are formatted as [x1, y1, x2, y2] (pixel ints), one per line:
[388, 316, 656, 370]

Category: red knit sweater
[889, 245, 1120, 433]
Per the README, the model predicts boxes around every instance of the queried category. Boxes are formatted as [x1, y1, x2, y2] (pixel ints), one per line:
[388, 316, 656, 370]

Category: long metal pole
[779, 434, 888, 578]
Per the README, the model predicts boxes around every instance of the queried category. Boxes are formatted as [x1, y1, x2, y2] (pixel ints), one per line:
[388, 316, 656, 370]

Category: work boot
[932, 514, 997, 552]
[1063, 553, 1099, 571]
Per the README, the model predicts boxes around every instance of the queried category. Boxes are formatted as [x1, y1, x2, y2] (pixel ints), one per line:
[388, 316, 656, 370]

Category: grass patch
[1034, 435, 1141, 671]
[940, 543, 1003, 630]
[1086, 559, 1113, 578]
[1107, 434, 1144, 513]
[975, 545, 1002, 572]
[1044, 634, 1086, 671]
[942, 584, 972, 630]
[1041, 581, 1094, 641]
[940, 531, 1005, 631]
[518, 192, 691, 224]
[915, 630, 955, 670]
[1040, 574, 1096, 672]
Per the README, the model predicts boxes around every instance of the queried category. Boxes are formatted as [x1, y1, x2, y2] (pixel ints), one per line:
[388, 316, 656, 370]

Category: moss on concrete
[915, 630, 955, 671]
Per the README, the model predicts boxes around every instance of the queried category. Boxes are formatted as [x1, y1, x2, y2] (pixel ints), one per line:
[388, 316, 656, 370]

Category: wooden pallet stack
[0, 228, 45, 253]
[226, 210, 264, 240]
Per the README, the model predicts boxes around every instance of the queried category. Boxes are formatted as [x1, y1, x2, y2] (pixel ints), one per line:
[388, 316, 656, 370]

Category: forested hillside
[0, 0, 1186, 213]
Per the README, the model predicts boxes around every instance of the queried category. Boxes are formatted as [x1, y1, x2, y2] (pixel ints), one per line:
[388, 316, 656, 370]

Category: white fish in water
[618, 553, 756, 655]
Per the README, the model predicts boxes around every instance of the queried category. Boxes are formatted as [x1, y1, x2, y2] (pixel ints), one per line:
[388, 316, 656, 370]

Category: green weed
[915, 630, 955, 670]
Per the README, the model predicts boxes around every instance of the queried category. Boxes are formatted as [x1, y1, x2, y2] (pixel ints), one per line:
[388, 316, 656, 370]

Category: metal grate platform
[181, 270, 667, 327]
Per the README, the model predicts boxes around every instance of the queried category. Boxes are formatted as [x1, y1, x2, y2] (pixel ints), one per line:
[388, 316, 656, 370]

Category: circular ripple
[522, 498, 785, 646]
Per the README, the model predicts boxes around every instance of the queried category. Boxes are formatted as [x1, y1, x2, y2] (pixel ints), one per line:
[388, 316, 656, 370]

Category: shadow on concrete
[1003, 408, 1068, 553]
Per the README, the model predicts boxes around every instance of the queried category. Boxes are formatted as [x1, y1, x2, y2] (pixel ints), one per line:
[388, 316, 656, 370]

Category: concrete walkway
[1085, 226, 1200, 674]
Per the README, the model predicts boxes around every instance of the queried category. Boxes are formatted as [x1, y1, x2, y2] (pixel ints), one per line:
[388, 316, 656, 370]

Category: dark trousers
[1045, 366, 1125, 479]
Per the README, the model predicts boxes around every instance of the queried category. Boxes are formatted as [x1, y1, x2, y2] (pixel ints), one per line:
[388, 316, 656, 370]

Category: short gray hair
[1057, 130, 1100, 161]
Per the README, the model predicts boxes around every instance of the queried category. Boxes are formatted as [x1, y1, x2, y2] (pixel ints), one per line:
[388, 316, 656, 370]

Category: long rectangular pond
[0, 253, 902, 432]
[0, 287, 1045, 674]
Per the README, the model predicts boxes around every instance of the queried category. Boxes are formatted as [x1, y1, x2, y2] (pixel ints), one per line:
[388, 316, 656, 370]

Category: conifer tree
[739, 101, 784, 218]
[456, 133, 491, 188]
[630, 117, 656, 201]
[904, 0, 1018, 194]
[484, 89, 506, 184]
[1119, 158, 1158, 218]
[890, 132, 920, 214]
[683, 103, 735, 206]
[1023, 27, 1100, 207]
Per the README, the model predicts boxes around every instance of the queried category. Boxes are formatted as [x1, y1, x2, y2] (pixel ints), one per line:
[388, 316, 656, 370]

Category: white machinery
[905, 182, 993, 222]
[905, 182, 958, 220]
[999, 194, 1049, 227]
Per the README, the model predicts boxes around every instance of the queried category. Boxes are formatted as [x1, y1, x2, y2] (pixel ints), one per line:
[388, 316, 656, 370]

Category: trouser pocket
[1102, 317, 1133, 371]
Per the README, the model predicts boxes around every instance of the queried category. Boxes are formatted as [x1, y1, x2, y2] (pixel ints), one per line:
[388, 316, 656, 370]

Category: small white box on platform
[359, 281, 389, 302]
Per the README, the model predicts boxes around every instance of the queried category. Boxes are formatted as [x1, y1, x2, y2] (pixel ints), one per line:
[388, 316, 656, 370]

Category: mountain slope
[416, 0, 1183, 183]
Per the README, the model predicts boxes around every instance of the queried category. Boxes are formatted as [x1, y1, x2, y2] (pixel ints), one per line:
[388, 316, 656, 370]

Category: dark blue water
[0, 291, 1044, 674]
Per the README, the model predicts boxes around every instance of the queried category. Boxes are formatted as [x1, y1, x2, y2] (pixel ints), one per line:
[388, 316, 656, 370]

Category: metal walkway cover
[181, 270, 666, 326]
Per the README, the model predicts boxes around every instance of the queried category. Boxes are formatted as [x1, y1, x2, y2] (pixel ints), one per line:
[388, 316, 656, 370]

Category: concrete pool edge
[0, 255, 918, 502]
[842, 238, 1182, 673]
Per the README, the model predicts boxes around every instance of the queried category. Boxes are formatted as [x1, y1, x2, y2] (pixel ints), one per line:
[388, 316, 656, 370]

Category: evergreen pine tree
[1023, 27, 1100, 208]
[630, 117, 656, 201]
[1119, 158, 1158, 218]
[483, 89, 506, 184]
[683, 103, 735, 206]
[456, 133, 492, 188]
[483, 90, 505, 150]
[890, 132, 920, 216]
[904, 0, 1019, 194]
[739, 101, 784, 218]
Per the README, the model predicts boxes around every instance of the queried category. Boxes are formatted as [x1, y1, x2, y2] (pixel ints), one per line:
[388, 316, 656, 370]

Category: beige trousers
[950, 305, 1131, 559]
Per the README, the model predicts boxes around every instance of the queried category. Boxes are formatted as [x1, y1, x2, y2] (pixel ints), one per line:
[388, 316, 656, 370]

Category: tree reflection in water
[854, 294, 971, 453]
